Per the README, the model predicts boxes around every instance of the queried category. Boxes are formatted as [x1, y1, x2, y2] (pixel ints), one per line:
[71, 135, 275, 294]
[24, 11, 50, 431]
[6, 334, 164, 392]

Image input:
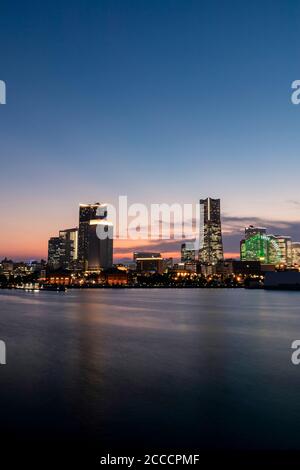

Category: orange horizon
[0, 243, 240, 262]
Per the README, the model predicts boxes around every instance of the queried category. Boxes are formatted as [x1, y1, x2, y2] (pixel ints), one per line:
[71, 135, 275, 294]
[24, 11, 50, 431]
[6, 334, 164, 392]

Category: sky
[1, 0, 300, 261]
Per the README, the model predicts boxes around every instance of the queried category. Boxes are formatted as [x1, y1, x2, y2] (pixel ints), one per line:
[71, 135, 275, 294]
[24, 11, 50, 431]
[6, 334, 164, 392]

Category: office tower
[48, 237, 61, 270]
[78, 203, 113, 271]
[240, 226, 290, 266]
[133, 252, 163, 274]
[240, 226, 268, 262]
[78, 203, 103, 269]
[275, 236, 292, 266]
[292, 242, 300, 266]
[181, 242, 196, 263]
[87, 219, 113, 271]
[59, 228, 78, 270]
[78, 203, 109, 270]
[199, 198, 224, 264]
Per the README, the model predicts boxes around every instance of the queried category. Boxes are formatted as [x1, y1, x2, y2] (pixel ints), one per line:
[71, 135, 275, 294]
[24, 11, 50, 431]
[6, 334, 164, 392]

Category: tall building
[59, 228, 78, 270]
[87, 219, 113, 271]
[78, 203, 104, 269]
[199, 198, 224, 264]
[48, 229, 78, 271]
[181, 242, 196, 262]
[48, 237, 61, 270]
[78, 203, 113, 271]
[292, 242, 300, 266]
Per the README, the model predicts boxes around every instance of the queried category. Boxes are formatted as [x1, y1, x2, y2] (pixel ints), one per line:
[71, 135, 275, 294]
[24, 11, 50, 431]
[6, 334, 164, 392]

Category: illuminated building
[0, 258, 14, 278]
[240, 226, 290, 266]
[105, 268, 128, 285]
[59, 228, 78, 270]
[199, 198, 224, 264]
[48, 237, 61, 270]
[181, 242, 196, 262]
[134, 252, 163, 274]
[48, 229, 78, 271]
[292, 242, 300, 266]
[47, 202, 113, 272]
[245, 225, 267, 239]
[87, 219, 113, 271]
[274, 236, 292, 267]
[78, 203, 112, 271]
[240, 226, 268, 262]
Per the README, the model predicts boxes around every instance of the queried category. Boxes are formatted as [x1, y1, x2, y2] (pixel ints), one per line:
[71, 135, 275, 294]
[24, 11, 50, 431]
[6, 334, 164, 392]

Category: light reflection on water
[0, 288, 300, 451]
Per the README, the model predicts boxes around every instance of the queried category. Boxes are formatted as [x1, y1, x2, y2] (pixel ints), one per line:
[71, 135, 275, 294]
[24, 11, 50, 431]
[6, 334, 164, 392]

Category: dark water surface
[0, 288, 300, 464]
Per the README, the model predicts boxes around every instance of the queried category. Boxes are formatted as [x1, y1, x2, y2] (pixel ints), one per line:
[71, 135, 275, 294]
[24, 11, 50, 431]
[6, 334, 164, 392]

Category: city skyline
[2, 197, 300, 265]
[3, 198, 300, 261]
[1, 0, 300, 260]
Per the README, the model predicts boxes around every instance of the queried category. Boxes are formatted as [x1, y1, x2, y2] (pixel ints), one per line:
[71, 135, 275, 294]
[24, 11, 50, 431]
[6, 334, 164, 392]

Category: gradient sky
[1, 0, 300, 260]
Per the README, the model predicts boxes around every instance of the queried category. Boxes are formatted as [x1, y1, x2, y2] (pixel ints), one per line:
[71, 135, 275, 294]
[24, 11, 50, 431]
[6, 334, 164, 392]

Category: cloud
[113, 215, 300, 261]
[287, 200, 300, 207]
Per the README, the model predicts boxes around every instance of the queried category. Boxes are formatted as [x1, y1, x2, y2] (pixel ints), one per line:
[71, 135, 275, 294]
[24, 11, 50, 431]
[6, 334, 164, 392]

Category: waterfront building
[292, 242, 300, 266]
[240, 226, 292, 266]
[240, 226, 279, 264]
[134, 252, 163, 274]
[240, 226, 268, 262]
[105, 268, 128, 286]
[0, 258, 14, 277]
[199, 198, 224, 264]
[47, 237, 61, 270]
[274, 236, 292, 267]
[78, 203, 113, 271]
[217, 260, 261, 276]
[87, 219, 113, 271]
[59, 228, 78, 270]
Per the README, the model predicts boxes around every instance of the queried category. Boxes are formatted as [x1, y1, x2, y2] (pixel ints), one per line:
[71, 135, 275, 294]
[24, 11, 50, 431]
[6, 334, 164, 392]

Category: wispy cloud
[287, 200, 300, 207]
[114, 215, 300, 262]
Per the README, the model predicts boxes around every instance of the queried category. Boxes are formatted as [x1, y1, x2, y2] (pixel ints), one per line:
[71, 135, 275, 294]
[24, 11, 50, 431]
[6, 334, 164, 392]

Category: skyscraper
[78, 203, 104, 269]
[87, 219, 113, 271]
[59, 228, 78, 270]
[47, 228, 78, 271]
[199, 198, 223, 264]
[78, 203, 113, 271]
[48, 237, 61, 270]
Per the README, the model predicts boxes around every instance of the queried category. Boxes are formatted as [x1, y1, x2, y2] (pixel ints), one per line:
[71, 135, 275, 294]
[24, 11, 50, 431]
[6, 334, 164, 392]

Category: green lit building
[240, 225, 281, 264]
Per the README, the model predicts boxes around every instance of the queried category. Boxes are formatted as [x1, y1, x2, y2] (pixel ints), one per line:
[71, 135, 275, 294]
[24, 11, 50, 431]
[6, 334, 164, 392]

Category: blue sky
[1, 0, 300, 259]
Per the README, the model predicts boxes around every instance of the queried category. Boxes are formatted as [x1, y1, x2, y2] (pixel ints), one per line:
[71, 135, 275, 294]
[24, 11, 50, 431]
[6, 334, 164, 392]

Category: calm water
[1, 288, 300, 462]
